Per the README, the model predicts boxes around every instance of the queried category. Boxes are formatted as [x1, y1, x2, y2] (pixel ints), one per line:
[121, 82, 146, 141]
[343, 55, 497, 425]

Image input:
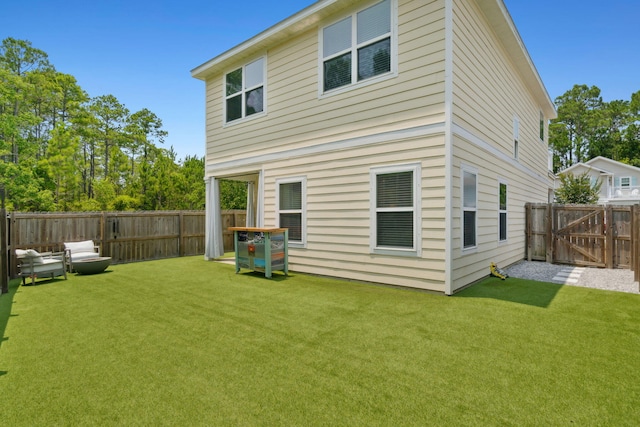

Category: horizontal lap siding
[449, 0, 551, 291]
[259, 134, 447, 292]
[204, 0, 446, 166]
[452, 136, 547, 289]
[452, 0, 549, 176]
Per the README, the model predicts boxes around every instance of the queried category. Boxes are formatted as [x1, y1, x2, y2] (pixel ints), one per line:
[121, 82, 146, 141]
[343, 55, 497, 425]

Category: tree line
[550, 84, 640, 172]
[3, 38, 637, 212]
[0, 37, 208, 212]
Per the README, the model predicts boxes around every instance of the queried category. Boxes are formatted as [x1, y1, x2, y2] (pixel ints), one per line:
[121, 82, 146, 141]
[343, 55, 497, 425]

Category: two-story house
[557, 156, 640, 205]
[191, 0, 557, 295]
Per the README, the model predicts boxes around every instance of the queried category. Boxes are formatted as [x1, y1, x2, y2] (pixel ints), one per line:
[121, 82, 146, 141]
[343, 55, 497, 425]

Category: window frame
[461, 164, 478, 252]
[370, 163, 421, 257]
[319, 0, 398, 97]
[620, 176, 631, 188]
[223, 56, 267, 125]
[498, 180, 508, 243]
[275, 176, 307, 248]
[539, 110, 545, 142]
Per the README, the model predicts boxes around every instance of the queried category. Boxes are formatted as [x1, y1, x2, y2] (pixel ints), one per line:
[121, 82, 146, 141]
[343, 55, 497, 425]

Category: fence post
[604, 205, 614, 269]
[101, 212, 109, 258]
[545, 203, 553, 263]
[524, 202, 531, 261]
[9, 211, 15, 278]
[179, 211, 185, 257]
[630, 205, 640, 282]
[0, 184, 7, 292]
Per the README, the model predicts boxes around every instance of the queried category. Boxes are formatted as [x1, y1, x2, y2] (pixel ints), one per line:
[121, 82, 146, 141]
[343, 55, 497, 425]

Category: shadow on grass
[236, 271, 290, 282]
[455, 276, 563, 308]
[73, 270, 113, 277]
[0, 279, 20, 352]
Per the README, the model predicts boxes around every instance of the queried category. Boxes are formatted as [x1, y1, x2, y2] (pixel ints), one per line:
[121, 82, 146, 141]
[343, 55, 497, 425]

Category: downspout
[444, 0, 454, 295]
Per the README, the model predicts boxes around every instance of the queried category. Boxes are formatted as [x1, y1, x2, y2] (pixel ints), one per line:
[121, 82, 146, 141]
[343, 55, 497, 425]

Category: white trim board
[452, 124, 550, 187]
[205, 122, 446, 176]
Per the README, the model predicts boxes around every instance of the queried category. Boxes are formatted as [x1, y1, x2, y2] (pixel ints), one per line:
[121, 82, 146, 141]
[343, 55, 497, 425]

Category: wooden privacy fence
[4, 210, 246, 279]
[526, 203, 640, 281]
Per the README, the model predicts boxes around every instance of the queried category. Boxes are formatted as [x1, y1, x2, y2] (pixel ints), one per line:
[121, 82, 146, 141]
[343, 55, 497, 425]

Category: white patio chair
[16, 249, 67, 286]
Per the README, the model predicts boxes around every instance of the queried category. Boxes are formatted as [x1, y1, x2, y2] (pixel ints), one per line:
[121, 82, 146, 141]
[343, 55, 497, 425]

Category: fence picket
[526, 203, 639, 270]
[5, 210, 244, 278]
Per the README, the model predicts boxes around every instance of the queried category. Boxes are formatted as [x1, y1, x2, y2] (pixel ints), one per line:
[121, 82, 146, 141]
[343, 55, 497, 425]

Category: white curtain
[246, 182, 255, 227]
[257, 171, 264, 227]
[205, 177, 224, 260]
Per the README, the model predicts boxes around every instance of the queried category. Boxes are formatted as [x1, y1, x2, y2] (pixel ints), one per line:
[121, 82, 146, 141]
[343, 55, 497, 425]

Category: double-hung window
[371, 163, 420, 255]
[462, 166, 477, 250]
[499, 181, 507, 242]
[322, 0, 394, 93]
[277, 177, 306, 246]
[225, 57, 265, 123]
[621, 176, 631, 189]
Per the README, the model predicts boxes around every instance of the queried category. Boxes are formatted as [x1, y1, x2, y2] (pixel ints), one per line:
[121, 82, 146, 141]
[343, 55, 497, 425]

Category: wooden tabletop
[228, 227, 288, 232]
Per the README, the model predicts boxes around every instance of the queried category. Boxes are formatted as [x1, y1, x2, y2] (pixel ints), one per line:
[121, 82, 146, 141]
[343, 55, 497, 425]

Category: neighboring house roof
[584, 156, 640, 174]
[560, 157, 640, 176]
[560, 162, 612, 176]
[190, 0, 556, 119]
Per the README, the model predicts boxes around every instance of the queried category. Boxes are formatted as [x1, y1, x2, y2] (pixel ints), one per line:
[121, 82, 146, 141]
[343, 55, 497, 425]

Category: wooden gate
[526, 203, 635, 269]
[553, 206, 607, 267]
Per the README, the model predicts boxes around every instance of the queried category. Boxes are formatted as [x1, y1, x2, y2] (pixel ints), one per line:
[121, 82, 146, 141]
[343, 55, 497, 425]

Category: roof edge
[191, 0, 336, 80]
[479, 0, 557, 119]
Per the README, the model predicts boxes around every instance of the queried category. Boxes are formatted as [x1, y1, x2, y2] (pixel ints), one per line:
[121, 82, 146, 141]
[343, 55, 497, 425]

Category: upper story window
[225, 57, 265, 123]
[321, 0, 394, 93]
[539, 111, 545, 141]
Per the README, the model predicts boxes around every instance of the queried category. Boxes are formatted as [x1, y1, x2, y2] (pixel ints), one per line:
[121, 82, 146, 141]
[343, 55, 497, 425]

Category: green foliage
[111, 195, 140, 211]
[92, 179, 116, 210]
[550, 85, 640, 172]
[219, 179, 247, 210]
[555, 172, 601, 204]
[0, 37, 205, 212]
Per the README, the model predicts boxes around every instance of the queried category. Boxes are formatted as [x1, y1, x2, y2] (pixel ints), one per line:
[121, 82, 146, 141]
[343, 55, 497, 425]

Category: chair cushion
[29, 258, 65, 274]
[70, 251, 100, 262]
[64, 240, 96, 254]
[17, 249, 44, 264]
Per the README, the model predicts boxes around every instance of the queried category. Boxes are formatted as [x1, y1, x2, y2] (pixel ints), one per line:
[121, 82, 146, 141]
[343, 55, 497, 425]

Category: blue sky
[2, 1, 639, 160]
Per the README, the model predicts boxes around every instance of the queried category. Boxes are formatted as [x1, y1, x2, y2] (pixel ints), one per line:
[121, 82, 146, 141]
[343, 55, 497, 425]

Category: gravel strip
[576, 267, 639, 294]
[505, 260, 640, 294]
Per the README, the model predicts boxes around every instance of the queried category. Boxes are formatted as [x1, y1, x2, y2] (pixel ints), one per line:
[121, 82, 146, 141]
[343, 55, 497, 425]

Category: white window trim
[620, 176, 631, 188]
[318, 0, 399, 98]
[539, 110, 545, 143]
[223, 56, 267, 126]
[370, 162, 421, 257]
[498, 179, 508, 243]
[461, 164, 478, 252]
[275, 176, 307, 248]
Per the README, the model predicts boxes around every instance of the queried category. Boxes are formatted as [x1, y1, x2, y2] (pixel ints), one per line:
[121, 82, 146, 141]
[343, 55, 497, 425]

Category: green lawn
[1, 256, 639, 425]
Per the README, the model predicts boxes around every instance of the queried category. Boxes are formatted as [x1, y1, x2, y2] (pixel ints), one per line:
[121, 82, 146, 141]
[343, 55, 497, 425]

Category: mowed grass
[1, 256, 639, 425]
